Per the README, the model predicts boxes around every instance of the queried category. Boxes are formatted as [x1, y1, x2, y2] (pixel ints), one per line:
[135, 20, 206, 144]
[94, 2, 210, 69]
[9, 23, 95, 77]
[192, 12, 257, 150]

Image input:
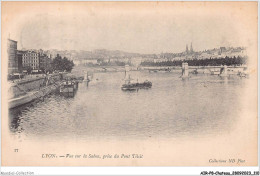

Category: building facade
[22, 50, 40, 70]
[39, 53, 52, 72]
[7, 39, 18, 74]
[17, 50, 25, 72]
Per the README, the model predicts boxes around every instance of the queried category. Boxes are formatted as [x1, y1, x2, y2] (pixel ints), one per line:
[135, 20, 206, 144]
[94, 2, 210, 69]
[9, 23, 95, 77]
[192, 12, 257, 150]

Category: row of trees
[140, 56, 247, 67]
[24, 54, 75, 74]
[52, 54, 74, 72]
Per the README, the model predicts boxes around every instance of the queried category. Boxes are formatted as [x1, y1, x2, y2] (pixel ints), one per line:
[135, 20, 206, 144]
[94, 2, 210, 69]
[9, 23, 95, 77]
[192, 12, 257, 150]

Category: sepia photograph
[1, 1, 258, 170]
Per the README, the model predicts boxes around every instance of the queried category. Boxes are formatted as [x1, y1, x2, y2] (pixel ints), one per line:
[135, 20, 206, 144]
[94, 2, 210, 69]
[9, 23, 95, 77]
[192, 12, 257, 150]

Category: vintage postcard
[1, 1, 258, 167]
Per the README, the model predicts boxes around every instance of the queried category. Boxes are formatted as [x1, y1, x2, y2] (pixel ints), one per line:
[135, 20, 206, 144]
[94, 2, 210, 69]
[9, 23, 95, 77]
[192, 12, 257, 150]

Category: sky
[3, 2, 257, 54]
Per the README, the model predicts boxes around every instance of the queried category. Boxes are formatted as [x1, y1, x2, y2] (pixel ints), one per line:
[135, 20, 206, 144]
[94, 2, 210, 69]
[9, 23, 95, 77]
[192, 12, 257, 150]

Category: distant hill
[43, 49, 142, 60]
[30, 47, 246, 61]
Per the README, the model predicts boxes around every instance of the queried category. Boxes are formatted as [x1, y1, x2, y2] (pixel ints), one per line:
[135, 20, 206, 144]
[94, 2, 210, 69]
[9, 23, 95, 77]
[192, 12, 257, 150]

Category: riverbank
[8, 73, 67, 109]
[8, 82, 63, 109]
[72, 65, 247, 75]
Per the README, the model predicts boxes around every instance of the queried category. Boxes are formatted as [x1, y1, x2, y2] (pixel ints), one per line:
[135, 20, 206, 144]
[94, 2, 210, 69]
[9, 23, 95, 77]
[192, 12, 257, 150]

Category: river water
[9, 70, 247, 142]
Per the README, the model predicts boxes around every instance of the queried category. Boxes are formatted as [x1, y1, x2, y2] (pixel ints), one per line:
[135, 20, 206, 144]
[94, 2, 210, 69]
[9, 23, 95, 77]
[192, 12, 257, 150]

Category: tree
[52, 54, 74, 72]
[140, 56, 247, 67]
[63, 57, 75, 72]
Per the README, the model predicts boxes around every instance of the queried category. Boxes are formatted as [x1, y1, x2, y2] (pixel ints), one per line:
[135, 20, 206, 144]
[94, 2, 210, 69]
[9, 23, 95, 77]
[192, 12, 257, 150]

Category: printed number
[14, 149, 19, 152]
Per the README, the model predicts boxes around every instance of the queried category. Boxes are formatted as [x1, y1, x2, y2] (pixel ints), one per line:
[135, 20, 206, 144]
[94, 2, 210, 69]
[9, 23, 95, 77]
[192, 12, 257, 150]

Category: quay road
[8, 72, 67, 109]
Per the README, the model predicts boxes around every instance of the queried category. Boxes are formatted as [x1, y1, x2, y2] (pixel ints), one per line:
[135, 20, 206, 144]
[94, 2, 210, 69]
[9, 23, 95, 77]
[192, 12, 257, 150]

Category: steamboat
[121, 75, 152, 91]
